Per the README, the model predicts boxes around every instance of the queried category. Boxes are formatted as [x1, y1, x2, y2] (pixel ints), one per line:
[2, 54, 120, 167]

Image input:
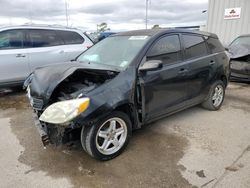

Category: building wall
[206, 0, 250, 45]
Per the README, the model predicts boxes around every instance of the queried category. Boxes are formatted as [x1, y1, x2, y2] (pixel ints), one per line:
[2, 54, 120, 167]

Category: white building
[206, 0, 250, 45]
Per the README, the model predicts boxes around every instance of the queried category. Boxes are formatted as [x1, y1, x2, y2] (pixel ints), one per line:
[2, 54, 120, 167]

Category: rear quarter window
[206, 37, 225, 53]
[57, 30, 84, 45]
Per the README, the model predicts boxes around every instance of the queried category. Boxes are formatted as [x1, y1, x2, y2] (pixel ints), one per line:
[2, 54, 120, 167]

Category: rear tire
[81, 111, 132, 160]
[202, 80, 225, 111]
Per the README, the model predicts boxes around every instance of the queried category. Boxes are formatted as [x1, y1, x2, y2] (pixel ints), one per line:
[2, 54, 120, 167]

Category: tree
[152, 24, 161, 29]
[97, 22, 110, 32]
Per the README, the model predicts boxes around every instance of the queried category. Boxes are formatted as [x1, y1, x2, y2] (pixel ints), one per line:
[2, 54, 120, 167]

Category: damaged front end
[24, 62, 124, 146]
[230, 55, 250, 81]
[228, 44, 250, 82]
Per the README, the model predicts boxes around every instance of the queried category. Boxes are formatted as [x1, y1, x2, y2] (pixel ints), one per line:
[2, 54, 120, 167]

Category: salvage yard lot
[0, 82, 249, 188]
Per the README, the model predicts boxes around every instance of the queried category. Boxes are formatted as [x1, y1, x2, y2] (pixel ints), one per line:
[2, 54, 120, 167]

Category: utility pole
[145, 0, 149, 29]
[65, 0, 69, 27]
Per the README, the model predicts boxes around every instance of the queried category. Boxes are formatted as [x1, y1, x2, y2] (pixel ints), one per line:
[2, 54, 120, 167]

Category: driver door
[139, 34, 189, 122]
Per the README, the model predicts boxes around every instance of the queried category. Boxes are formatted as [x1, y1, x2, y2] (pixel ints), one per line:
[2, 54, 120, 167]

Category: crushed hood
[24, 61, 119, 100]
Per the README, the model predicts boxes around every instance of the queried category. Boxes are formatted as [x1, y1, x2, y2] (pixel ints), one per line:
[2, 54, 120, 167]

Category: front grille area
[32, 97, 44, 110]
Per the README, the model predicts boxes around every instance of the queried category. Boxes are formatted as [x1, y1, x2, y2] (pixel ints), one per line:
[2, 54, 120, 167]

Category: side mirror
[139, 60, 163, 72]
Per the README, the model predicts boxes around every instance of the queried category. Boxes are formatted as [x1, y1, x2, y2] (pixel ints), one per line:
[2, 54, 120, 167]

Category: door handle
[59, 50, 64, 54]
[209, 60, 215, 65]
[178, 68, 188, 74]
[16, 54, 26, 58]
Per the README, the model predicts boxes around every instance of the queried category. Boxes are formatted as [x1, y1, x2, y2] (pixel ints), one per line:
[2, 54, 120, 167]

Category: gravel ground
[0, 82, 249, 188]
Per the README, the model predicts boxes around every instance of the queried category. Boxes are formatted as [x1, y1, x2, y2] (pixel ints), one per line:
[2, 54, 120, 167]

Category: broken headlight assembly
[39, 98, 90, 124]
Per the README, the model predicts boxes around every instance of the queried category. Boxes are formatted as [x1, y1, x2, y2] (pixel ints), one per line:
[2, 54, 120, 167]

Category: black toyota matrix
[24, 29, 230, 160]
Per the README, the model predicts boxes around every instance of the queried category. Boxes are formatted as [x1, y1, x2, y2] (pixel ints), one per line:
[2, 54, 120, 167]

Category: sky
[0, 0, 208, 31]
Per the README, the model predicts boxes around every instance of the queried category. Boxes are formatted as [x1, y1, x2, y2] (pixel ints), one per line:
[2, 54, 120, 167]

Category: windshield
[230, 36, 250, 47]
[77, 35, 149, 69]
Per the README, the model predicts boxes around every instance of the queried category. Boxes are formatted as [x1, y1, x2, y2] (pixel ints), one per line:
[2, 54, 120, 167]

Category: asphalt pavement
[0, 82, 249, 188]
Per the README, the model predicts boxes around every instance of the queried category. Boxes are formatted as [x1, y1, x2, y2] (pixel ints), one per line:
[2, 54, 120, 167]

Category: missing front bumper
[230, 72, 250, 82]
[32, 113, 50, 147]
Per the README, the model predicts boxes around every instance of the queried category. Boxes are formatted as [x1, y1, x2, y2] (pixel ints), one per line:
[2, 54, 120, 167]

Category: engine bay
[51, 69, 118, 102]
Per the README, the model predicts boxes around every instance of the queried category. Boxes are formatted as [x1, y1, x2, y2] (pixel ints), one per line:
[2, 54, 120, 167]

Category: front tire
[81, 111, 132, 160]
[202, 80, 225, 111]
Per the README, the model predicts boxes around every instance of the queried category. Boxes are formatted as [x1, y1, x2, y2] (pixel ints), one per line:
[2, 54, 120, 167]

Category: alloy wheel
[212, 85, 224, 107]
[95, 117, 128, 155]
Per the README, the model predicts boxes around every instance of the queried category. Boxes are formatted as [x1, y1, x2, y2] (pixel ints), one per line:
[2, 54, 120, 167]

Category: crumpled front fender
[74, 67, 137, 127]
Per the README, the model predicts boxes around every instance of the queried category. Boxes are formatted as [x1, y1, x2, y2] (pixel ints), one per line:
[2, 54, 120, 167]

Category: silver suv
[0, 25, 93, 88]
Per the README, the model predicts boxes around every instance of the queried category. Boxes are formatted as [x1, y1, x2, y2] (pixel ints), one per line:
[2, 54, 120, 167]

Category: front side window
[57, 30, 84, 44]
[77, 35, 149, 69]
[182, 34, 208, 60]
[147, 35, 182, 64]
[28, 29, 64, 48]
[0, 30, 24, 49]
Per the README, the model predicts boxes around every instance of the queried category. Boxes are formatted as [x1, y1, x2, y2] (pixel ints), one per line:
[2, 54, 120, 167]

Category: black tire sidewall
[82, 111, 132, 160]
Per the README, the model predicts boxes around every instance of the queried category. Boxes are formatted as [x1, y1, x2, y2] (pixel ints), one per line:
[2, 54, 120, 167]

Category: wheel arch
[114, 103, 140, 130]
[220, 75, 228, 87]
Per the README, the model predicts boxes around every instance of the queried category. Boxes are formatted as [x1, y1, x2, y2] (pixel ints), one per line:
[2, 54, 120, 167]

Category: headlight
[39, 98, 90, 124]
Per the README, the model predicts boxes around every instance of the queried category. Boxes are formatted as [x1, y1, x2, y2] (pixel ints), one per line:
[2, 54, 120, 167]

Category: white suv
[0, 25, 93, 88]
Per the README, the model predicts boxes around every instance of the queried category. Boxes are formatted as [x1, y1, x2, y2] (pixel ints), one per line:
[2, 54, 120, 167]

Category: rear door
[139, 34, 189, 121]
[0, 29, 30, 84]
[27, 29, 66, 72]
[181, 34, 217, 101]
